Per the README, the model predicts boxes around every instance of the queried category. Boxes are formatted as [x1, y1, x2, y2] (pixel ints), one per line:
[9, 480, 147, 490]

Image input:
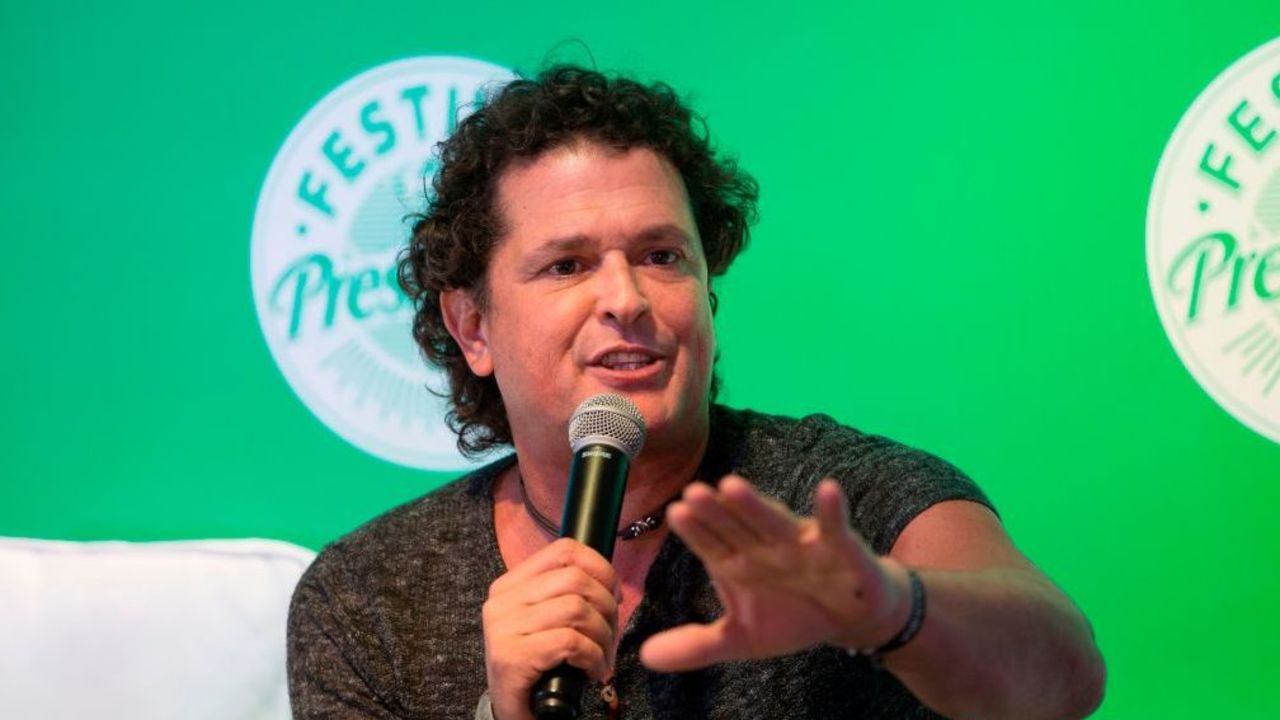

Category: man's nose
[596, 254, 650, 326]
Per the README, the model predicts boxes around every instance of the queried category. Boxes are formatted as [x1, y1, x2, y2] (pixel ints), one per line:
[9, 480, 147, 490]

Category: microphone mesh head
[568, 394, 646, 457]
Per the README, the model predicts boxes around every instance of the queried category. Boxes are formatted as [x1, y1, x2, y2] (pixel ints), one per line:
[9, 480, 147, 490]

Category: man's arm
[881, 499, 1105, 720]
[639, 476, 1105, 720]
[286, 562, 401, 720]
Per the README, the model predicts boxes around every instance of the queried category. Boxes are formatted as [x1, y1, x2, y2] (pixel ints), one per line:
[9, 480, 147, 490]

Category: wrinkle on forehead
[494, 140, 694, 244]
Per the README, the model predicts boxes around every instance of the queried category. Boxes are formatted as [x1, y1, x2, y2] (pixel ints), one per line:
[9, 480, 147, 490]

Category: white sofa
[0, 537, 316, 720]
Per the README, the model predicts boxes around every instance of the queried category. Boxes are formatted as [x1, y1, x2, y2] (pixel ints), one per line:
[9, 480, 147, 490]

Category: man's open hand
[640, 476, 911, 672]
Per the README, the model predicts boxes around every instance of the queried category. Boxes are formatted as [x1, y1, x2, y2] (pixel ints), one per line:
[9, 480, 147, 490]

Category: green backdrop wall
[4, 2, 1279, 717]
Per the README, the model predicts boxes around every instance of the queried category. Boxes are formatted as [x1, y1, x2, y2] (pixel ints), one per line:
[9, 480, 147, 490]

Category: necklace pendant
[621, 515, 660, 540]
[601, 680, 620, 719]
[519, 471, 681, 542]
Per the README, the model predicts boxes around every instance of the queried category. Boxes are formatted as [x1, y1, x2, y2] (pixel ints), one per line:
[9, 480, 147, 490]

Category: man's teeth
[599, 352, 656, 370]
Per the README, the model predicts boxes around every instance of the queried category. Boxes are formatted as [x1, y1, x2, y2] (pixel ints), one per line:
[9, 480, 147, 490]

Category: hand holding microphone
[481, 394, 645, 720]
[481, 538, 620, 720]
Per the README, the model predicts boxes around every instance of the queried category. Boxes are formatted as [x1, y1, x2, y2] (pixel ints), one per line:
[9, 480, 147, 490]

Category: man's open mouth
[595, 351, 660, 371]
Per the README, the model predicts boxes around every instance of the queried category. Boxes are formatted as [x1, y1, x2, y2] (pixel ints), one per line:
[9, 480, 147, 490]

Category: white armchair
[0, 537, 315, 720]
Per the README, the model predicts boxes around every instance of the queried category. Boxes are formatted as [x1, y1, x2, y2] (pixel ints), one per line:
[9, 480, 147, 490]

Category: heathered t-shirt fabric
[287, 405, 993, 719]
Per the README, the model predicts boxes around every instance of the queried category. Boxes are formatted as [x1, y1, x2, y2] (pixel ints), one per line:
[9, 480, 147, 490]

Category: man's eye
[547, 259, 581, 276]
[648, 249, 681, 266]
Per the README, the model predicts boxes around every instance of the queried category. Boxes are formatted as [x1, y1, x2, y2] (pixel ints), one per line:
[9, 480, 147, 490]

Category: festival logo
[251, 57, 515, 469]
[1148, 38, 1280, 444]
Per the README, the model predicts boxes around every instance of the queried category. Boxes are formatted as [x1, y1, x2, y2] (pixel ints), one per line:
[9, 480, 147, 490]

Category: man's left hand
[639, 475, 911, 671]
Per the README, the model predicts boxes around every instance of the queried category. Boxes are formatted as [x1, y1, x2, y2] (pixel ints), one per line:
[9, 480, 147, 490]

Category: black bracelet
[855, 569, 926, 667]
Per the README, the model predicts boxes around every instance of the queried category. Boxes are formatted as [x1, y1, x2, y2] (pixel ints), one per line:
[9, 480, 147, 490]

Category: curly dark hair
[397, 65, 759, 457]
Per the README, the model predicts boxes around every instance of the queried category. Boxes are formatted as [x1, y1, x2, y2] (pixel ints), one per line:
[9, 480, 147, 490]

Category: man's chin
[630, 398, 709, 450]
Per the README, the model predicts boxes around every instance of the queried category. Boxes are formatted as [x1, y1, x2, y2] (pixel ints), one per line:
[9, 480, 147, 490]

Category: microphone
[531, 393, 646, 720]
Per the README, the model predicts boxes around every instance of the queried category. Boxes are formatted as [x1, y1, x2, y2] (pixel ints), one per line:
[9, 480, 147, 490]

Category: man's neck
[509, 417, 711, 535]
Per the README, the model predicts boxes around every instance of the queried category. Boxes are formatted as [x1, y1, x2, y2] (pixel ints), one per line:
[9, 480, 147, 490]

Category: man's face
[446, 141, 715, 456]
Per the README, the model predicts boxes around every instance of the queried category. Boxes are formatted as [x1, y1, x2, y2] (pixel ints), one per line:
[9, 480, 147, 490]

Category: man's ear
[439, 288, 493, 377]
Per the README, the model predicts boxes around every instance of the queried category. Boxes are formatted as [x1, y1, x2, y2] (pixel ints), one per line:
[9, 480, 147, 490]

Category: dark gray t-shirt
[288, 405, 992, 719]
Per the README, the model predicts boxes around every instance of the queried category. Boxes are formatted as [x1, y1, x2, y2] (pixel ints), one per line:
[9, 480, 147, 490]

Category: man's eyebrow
[518, 236, 592, 269]
[633, 223, 695, 245]
[515, 235, 592, 274]
[527, 224, 694, 257]
[533, 235, 594, 254]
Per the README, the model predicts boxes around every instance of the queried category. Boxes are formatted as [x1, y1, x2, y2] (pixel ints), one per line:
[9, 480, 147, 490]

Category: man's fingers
[719, 475, 801, 543]
[516, 594, 615, 653]
[525, 627, 612, 680]
[680, 481, 765, 549]
[815, 479, 852, 539]
[815, 479, 876, 566]
[638, 619, 737, 673]
[666, 500, 734, 561]
[517, 565, 619, 617]
[490, 537, 617, 598]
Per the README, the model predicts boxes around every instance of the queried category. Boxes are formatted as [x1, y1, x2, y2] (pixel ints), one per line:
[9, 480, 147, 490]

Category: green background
[3, 2, 1279, 716]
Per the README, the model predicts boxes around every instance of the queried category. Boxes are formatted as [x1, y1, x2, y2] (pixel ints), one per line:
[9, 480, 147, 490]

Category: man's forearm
[882, 567, 1105, 720]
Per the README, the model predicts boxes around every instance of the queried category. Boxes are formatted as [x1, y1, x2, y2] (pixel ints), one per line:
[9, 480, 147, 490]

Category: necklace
[517, 472, 685, 541]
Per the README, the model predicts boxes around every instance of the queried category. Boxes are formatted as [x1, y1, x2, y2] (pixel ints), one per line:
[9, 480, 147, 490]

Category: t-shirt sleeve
[287, 547, 403, 720]
[783, 414, 995, 556]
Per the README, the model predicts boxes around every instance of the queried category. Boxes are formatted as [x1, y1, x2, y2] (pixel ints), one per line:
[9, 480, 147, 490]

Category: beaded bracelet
[853, 568, 926, 667]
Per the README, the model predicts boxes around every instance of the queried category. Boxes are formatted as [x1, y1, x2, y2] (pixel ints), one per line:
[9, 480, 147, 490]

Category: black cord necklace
[517, 472, 685, 541]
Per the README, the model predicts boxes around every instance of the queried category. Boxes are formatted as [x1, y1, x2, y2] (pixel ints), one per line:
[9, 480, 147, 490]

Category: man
[288, 66, 1106, 720]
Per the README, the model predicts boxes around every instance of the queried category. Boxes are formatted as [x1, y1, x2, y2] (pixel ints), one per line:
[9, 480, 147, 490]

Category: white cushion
[0, 537, 316, 720]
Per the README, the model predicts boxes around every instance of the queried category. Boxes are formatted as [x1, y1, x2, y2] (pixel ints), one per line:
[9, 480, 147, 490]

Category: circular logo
[1148, 38, 1280, 444]
[252, 56, 515, 470]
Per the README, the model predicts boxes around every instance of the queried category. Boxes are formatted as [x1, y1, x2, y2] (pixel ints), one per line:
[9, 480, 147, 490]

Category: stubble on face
[475, 141, 716, 465]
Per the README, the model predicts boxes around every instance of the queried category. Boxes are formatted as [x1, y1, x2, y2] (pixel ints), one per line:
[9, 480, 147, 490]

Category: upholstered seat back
[0, 538, 315, 720]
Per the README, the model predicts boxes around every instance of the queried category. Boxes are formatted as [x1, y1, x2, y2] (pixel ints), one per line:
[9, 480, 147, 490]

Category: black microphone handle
[530, 444, 631, 720]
